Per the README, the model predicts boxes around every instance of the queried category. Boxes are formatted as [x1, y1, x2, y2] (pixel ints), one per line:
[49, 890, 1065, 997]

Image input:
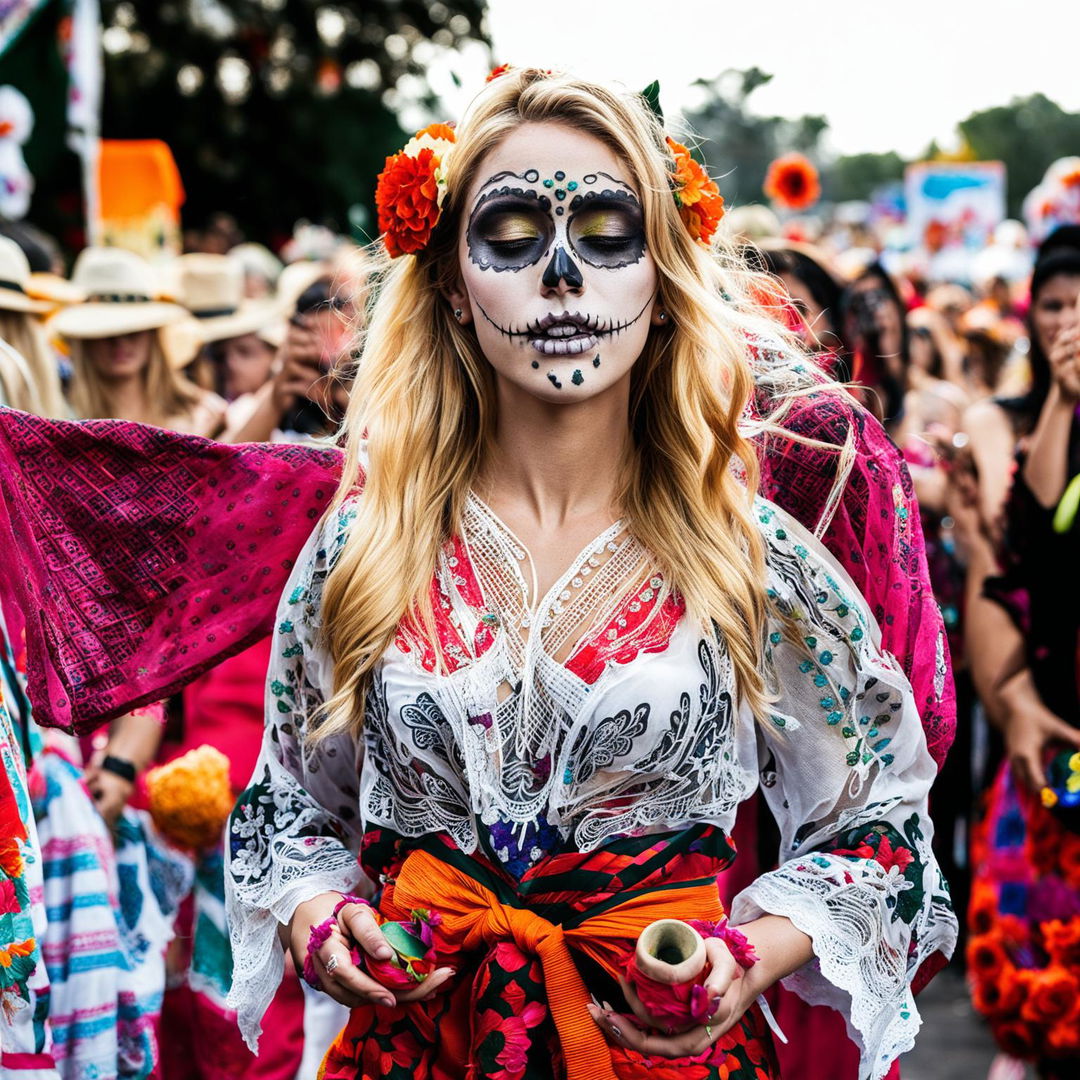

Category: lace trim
[731, 852, 956, 1080]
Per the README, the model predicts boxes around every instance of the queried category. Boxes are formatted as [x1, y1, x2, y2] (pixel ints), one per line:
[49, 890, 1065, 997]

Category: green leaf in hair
[640, 81, 663, 122]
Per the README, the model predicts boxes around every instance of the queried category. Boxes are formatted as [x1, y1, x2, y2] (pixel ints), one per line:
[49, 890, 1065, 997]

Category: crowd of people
[0, 66, 1078, 1080]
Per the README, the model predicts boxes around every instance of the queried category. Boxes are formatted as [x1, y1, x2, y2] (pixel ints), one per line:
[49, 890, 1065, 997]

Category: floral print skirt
[968, 762, 1080, 1069]
[318, 826, 779, 1080]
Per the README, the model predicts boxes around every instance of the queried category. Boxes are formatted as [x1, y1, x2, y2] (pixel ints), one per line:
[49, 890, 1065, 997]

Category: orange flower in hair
[486, 63, 513, 83]
[375, 123, 457, 258]
[666, 137, 725, 245]
[763, 152, 821, 212]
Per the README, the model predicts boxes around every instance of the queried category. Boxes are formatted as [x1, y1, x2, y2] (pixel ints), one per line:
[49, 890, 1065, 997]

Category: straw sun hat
[173, 253, 282, 345]
[51, 247, 189, 339]
[0, 237, 54, 315]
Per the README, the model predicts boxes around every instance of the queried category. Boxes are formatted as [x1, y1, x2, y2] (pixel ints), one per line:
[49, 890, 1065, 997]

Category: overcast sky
[457, 0, 1080, 159]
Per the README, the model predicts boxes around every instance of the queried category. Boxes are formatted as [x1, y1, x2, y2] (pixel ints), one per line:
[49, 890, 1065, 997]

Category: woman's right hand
[286, 893, 454, 1009]
[1047, 319, 1080, 403]
[1000, 695, 1080, 792]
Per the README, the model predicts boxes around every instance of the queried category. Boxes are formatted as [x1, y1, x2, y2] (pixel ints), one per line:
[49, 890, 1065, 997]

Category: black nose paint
[542, 245, 584, 290]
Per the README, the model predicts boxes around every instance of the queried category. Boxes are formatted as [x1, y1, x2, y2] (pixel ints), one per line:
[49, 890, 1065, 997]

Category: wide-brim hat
[0, 237, 54, 315]
[171, 252, 283, 345]
[198, 298, 283, 345]
[26, 272, 86, 309]
[51, 246, 188, 339]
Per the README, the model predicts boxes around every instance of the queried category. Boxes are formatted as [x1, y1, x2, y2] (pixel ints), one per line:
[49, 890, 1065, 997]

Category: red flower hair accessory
[375, 122, 457, 258]
[763, 152, 821, 212]
[666, 137, 725, 245]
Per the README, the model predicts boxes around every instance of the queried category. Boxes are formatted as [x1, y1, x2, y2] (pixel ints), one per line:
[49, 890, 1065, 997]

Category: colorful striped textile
[31, 739, 191, 1079]
[0, 621, 59, 1078]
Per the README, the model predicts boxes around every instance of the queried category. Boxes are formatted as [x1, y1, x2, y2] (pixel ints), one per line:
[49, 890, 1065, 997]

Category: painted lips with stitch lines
[530, 312, 599, 355]
[478, 300, 652, 357]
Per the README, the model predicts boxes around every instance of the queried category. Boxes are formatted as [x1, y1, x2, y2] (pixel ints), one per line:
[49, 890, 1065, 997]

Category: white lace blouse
[225, 491, 956, 1080]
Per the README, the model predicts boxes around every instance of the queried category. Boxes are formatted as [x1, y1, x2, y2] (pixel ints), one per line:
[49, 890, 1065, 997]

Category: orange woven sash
[390, 847, 725, 1080]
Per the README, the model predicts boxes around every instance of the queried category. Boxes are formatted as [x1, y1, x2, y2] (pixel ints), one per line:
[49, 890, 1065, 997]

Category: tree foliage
[99, 0, 491, 246]
[827, 152, 906, 205]
[958, 93, 1080, 216]
[682, 69, 827, 206]
[685, 73, 1080, 215]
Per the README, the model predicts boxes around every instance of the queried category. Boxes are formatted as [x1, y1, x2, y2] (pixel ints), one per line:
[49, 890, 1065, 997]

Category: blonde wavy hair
[0, 310, 66, 417]
[318, 69, 808, 740]
[67, 330, 202, 424]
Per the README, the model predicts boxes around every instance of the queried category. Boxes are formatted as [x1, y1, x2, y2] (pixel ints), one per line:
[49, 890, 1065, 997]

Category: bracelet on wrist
[100, 755, 137, 784]
[688, 916, 759, 969]
[301, 894, 372, 989]
[332, 894, 371, 919]
[302, 916, 338, 988]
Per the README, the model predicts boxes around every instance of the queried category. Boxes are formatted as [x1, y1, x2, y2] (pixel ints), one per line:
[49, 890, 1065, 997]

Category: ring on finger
[325, 953, 341, 975]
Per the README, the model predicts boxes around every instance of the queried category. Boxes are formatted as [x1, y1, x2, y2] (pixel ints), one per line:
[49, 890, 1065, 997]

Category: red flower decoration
[873, 834, 915, 874]
[487, 63, 513, 83]
[375, 123, 456, 258]
[763, 152, 821, 212]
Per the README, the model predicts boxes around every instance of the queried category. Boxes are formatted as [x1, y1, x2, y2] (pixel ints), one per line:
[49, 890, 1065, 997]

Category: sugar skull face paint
[453, 122, 659, 404]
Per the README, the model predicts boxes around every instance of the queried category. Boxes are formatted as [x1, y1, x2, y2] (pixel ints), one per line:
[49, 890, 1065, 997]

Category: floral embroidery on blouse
[226, 491, 957, 1079]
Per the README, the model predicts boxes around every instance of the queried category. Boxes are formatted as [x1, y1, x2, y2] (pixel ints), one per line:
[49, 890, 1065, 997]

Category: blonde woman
[226, 71, 955, 1080]
[53, 247, 226, 435]
[0, 235, 66, 416]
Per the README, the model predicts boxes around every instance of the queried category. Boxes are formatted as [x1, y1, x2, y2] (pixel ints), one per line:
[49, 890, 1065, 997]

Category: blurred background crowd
[2, 2, 1080, 1080]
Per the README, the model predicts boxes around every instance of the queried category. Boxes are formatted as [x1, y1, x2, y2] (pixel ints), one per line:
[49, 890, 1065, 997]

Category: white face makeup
[453, 123, 659, 401]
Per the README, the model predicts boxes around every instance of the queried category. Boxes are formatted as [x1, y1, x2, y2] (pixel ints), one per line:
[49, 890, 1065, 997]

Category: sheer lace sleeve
[225, 498, 367, 1050]
[730, 500, 957, 1080]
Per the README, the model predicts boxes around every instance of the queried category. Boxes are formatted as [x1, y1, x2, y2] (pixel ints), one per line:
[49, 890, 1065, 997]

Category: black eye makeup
[467, 188, 554, 272]
[467, 171, 647, 274]
[567, 190, 646, 270]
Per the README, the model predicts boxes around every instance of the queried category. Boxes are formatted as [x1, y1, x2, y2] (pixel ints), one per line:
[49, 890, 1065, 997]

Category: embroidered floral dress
[226, 489, 956, 1080]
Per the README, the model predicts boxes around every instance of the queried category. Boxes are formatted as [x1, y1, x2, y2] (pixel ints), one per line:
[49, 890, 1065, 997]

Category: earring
[454, 308, 463, 320]
[658, 311, 668, 322]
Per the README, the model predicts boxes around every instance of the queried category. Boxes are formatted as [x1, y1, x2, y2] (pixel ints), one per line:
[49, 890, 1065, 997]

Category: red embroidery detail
[567, 583, 685, 686]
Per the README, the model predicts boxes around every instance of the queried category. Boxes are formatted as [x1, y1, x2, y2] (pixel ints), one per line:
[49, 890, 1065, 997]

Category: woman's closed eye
[468, 202, 554, 270]
[484, 213, 545, 246]
[569, 206, 645, 268]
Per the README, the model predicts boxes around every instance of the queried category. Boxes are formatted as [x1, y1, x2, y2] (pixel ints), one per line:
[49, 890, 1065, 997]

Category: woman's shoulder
[962, 396, 1015, 442]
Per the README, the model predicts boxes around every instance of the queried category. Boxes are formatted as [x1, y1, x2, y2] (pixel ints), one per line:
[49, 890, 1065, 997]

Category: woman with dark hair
[755, 241, 847, 366]
[963, 228, 1080, 542]
[963, 226, 1080, 1078]
[841, 262, 909, 426]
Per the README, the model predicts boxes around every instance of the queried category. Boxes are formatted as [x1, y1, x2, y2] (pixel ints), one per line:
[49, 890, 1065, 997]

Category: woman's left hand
[587, 936, 762, 1057]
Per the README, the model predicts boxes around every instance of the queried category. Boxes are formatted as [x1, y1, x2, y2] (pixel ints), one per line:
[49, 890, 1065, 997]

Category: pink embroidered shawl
[0, 408, 340, 734]
[0, 402, 955, 765]
[752, 388, 956, 767]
